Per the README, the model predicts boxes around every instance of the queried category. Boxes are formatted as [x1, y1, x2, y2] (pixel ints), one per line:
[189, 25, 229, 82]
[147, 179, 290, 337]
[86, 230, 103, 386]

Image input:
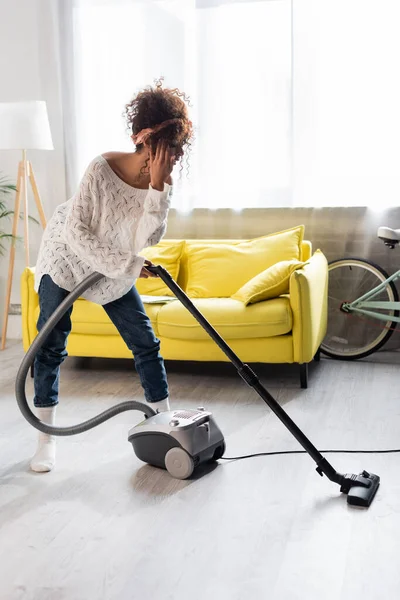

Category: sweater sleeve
[146, 221, 168, 248]
[134, 183, 171, 251]
[63, 166, 145, 279]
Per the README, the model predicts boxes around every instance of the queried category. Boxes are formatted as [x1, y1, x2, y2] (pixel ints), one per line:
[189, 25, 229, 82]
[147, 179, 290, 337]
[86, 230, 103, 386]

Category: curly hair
[124, 78, 193, 176]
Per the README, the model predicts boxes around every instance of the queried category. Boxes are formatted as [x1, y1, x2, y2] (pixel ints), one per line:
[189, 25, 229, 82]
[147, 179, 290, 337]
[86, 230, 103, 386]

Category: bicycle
[321, 226, 400, 360]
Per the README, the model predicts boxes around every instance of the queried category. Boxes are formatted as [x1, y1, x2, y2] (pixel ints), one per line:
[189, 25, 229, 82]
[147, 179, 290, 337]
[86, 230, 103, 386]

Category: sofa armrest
[289, 250, 328, 363]
[21, 267, 38, 351]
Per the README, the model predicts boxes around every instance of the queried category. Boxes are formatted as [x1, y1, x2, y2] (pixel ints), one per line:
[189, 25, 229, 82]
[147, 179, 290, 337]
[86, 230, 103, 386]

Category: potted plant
[0, 173, 18, 255]
[0, 173, 39, 255]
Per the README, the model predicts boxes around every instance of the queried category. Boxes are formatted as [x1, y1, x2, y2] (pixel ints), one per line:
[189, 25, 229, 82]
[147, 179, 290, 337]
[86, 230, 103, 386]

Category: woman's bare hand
[149, 141, 175, 191]
[139, 259, 158, 278]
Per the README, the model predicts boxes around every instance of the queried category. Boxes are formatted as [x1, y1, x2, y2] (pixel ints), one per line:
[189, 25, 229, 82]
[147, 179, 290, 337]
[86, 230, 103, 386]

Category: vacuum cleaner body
[128, 408, 225, 479]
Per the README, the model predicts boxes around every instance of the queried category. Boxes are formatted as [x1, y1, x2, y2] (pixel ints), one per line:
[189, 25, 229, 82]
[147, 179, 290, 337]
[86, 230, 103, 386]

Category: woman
[31, 81, 193, 472]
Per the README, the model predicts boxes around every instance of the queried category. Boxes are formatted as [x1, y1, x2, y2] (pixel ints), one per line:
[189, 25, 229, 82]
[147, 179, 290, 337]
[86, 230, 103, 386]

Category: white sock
[148, 397, 170, 413]
[30, 407, 57, 473]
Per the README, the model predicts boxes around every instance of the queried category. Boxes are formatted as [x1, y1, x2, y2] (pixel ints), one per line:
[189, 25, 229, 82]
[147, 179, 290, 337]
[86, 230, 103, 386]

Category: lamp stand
[1, 150, 47, 350]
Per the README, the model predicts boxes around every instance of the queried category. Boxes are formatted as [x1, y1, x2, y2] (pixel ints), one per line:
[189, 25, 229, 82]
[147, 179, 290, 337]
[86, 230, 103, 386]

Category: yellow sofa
[21, 231, 328, 388]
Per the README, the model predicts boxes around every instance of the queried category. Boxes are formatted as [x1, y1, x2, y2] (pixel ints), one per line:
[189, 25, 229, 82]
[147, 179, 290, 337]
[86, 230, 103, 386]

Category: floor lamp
[0, 101, 53, 350]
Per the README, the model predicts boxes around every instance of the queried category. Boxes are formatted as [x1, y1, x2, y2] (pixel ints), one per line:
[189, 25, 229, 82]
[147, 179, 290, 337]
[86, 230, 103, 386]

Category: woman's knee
[36, 344, 68, 366]
[133, 337, 161, 361]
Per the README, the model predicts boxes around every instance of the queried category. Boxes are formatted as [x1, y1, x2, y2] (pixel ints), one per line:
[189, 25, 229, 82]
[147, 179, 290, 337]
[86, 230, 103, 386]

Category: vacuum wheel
[165, 447, 194, 480]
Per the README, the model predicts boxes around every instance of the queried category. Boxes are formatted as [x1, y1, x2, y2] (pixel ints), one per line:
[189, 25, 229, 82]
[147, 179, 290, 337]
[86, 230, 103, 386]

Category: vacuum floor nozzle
[341, 471, 380, 507]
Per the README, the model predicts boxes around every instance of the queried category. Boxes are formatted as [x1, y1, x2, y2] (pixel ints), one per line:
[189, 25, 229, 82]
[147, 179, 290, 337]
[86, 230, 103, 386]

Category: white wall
[0, 0, 67, 340]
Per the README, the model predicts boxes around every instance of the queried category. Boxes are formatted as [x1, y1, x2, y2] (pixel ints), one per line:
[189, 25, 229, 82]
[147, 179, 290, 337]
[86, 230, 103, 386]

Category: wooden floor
[1, 342, 400, 600]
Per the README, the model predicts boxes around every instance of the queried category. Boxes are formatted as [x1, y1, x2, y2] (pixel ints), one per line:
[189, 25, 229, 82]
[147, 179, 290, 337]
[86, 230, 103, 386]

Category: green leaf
[0, 183, 17, 194]
[0, 172, 40, 236]
[0, 210, 14, 219]
[0, 234, 18, 255]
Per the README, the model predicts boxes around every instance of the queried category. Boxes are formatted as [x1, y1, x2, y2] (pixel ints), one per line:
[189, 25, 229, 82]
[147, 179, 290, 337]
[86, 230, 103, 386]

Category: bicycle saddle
[377, 226, 400, 247]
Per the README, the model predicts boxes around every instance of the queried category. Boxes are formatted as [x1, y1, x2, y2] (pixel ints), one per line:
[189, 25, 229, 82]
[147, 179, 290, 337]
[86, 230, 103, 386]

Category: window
[194, 1, 291, 209]
[68, 0, 291, 209]
[292, 0, 400, 207]
[65, 0, 400, 209]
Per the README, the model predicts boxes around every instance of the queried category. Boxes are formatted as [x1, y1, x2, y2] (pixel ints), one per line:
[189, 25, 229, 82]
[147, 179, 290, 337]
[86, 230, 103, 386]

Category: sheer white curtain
[293, 0, 400, 208]
[60, 0, 291, 210]
[60, 0, 400, 209]
[60, 0, 195, 206]
[194, 0, 291, 209]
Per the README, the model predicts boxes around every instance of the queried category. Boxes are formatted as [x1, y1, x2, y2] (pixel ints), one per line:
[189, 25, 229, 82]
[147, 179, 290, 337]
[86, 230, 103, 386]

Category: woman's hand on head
[149, 141, 175, 191]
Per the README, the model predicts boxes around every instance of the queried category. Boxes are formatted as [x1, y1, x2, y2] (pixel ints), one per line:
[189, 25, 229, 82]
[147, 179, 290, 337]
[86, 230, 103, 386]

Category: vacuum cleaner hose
[15, 272, 157, 436]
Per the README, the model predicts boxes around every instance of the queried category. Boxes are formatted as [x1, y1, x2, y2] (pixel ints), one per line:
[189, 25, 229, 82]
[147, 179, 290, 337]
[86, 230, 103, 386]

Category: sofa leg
[30, 364, 34, 379]
[300, 363, 308, 389]
[314, 347, 321, 362]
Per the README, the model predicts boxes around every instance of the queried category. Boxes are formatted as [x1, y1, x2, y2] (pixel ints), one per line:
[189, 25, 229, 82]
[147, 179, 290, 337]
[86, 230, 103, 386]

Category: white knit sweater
[35, 155, 172, 304]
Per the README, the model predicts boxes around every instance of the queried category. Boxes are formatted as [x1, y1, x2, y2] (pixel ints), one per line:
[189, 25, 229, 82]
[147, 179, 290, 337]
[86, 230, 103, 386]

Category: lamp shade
[0, 101, 54, 150]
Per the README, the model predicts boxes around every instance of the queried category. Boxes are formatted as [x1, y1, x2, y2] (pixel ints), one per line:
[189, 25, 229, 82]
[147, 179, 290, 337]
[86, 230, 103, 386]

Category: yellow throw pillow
[136, 240, 185, 296]
[185, 225, 305, 298]
[232, 260, 305, 305]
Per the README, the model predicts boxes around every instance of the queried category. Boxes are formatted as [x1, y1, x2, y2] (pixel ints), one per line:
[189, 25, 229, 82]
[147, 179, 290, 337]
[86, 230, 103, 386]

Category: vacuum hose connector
[15, 272, 156, 436]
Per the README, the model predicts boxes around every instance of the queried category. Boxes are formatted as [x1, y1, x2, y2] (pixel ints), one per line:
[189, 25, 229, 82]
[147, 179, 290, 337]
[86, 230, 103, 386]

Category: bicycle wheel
[321, 258, 399, 360]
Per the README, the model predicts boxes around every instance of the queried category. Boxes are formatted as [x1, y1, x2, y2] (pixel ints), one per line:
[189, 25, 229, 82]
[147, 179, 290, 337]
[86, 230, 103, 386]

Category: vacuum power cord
[221, 447, 400, 462]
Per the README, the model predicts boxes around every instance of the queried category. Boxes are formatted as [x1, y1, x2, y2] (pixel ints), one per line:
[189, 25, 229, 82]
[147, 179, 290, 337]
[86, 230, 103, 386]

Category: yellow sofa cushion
[184, 225, 304, 298]
[136, 240, 185, 296]
[232, 260, 305, 305]
[34, 299, 164, 337]
[157, 297, 292, 340]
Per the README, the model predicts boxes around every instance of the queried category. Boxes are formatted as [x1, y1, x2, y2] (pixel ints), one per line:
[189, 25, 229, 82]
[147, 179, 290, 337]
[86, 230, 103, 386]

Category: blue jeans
[33, 275, 169, 407]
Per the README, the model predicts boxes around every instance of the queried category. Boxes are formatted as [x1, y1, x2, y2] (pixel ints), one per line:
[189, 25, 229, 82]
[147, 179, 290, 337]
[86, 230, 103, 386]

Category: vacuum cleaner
[15, 265, 380, 507]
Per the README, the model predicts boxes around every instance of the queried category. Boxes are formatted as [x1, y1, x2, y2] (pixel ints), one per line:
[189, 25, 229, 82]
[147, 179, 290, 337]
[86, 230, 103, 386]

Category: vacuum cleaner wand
[146, 264, 380, 508]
